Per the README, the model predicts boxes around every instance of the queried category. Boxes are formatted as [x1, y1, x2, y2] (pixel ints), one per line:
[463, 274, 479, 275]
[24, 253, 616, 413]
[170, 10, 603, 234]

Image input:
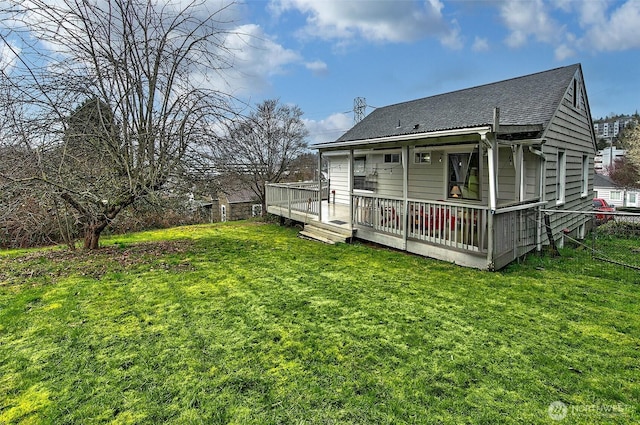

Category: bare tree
[211, 99, 309, 213]
[0, 0, 235, 248]
[607, 157, 640, 207]
[622, 122, 640, 169]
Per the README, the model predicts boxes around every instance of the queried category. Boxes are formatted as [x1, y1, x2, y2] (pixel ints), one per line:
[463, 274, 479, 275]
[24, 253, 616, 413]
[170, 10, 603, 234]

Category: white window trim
[581, 155, 589, 198]
[414, 151, 431, 164]
[383, 153, 401, 164]
[556, 151, 566, 205]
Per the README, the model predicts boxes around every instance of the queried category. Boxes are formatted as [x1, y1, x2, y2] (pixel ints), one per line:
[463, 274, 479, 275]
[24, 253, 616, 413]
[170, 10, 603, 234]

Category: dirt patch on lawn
[0, 240, 195, 286]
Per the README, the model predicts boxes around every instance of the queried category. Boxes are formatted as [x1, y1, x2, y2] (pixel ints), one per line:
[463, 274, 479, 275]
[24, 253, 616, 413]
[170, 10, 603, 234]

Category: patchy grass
[1, 221, 638, 424]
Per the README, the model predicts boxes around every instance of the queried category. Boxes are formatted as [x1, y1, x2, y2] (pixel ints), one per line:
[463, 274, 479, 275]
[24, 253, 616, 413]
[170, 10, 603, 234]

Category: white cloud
[471, 36, 489, 52]
[554, 43, 574, 61]
[500, 0, 562, 48]
[222, 24, 301, 93]
[497, 0, 640, 56]
[439, 19, 463, 50]
[269, 0, 457, 47]
[583, 0, 640, 51]
[305, 60, 328, 76]
[0, 42, 20, 73]
[573, 0, 609, 27]
[303, 113, 352, 145]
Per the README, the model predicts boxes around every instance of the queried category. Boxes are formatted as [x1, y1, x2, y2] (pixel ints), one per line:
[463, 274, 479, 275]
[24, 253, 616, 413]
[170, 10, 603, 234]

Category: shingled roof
[327, 64, 581, 145]
[593, 173, 616, 188]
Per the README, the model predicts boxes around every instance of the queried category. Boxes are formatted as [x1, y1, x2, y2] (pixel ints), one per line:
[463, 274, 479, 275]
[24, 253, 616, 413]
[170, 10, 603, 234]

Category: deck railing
[353, 194, 488, 252]
[408, 200, 488, 252]
[353, 194, 405, 236]
[267, 186, 540, 261]
[266, 182, 328, 217]
[493, 202, 542, 257]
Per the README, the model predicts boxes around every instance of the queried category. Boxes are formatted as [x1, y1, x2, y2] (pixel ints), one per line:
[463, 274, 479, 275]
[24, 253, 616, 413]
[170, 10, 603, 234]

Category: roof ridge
[379, 63, 580, 110]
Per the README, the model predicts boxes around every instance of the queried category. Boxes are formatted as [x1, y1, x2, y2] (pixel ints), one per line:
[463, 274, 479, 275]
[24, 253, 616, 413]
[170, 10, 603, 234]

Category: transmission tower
[354, 97, 366, 125]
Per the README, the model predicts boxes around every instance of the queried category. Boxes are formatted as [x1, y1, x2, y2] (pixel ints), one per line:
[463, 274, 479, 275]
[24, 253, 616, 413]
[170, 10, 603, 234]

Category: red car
[593, 198, 615, 223]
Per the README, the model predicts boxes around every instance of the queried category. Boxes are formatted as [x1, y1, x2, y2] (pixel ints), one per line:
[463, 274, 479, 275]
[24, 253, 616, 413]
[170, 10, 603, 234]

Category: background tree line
[0, 0, 314, 249]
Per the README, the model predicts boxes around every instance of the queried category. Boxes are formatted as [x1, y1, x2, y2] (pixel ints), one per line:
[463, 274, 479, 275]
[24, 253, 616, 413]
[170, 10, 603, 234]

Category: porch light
[450, 185, 462, 198]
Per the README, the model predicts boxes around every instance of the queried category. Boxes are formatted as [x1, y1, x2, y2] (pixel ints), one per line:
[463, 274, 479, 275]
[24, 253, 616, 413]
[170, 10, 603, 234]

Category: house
[266, 64, 597, 270]
[594, 173, 639, 208]
[195, 184, 261, 223]
[594, 146, 626, 175]
[213, 187, 262, 222]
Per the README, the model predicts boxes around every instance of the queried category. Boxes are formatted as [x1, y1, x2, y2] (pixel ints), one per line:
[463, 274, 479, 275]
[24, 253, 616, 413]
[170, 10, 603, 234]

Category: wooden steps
[298, 222, 354, 245]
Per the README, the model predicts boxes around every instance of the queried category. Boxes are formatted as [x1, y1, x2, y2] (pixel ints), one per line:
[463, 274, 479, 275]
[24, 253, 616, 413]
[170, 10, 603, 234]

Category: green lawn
[1, 222, 638, 424]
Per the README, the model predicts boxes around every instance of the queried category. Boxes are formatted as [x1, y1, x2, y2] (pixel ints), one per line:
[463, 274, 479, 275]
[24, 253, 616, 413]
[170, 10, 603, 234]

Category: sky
[2, 0, 639, 146]
[219, 0, 640, 145]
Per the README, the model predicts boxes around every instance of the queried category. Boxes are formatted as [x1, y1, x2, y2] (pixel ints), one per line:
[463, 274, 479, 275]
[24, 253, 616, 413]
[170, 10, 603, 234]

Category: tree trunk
[83, 221, 107, 250]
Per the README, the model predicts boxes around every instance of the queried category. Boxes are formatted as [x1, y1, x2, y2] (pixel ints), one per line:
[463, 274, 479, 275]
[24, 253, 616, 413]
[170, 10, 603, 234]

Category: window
[581, 155, 589, 197]
[414, 152, 431, 164]
[556, 151, 566, 204]
[610, 191, 621, 201]
[447, 149, 480, 200]
[628, 192, 637, 204]
[220, 205, 227, 222]
[572, 78, 583, 110]
[354, 157, 366, 174]
[384, 153, 400, 163]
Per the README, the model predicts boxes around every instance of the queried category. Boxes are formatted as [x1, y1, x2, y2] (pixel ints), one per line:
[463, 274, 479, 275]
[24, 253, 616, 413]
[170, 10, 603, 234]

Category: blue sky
[222, 0, 640, 144]
[2, 0, 638, 145]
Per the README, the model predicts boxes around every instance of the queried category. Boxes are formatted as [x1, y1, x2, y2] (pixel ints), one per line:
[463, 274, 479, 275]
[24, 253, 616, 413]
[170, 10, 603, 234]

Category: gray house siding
[541, 70, 596, 242]
[407, 149, 446, 200]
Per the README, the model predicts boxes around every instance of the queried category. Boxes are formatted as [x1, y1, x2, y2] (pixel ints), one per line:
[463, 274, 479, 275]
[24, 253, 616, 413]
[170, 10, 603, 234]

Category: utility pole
[354, 97, 366, 125]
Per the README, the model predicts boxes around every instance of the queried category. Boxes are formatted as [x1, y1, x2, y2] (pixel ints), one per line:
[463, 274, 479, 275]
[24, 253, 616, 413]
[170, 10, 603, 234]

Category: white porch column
[318, 151, 323, 222]
[515, 144, 524, 202]
[485, 108, 501, 270]
[402, 145, 409, 248]
[486, 135, 498, 211]
[348, 149, 354, 226]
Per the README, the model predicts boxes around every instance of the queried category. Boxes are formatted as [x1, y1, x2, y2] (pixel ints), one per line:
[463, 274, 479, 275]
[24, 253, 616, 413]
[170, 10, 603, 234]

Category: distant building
[595, 146, 626, 174]
[594, 173, 639, 208]
[593, 115, 637, 142]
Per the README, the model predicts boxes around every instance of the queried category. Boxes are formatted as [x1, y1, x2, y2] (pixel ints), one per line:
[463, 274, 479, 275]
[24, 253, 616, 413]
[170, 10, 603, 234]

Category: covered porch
[266, 182, 542, 270]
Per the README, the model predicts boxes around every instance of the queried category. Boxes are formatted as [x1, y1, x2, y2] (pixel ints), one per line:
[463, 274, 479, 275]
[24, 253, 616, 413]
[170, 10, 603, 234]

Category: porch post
[486, 136, 496, 269]
[402, 145, 409, 249]
[318, 151, 323, 222]
[486, 135, 498, 211]
[348, 149, 354, 227]
[485, 109, 501, 269]
[515, 144, 524, 201]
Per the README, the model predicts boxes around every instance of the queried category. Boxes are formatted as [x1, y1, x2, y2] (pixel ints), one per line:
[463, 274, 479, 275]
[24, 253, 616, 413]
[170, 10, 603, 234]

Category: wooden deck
[267, 201, 352, 230]
[266, 183, 542, 270]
